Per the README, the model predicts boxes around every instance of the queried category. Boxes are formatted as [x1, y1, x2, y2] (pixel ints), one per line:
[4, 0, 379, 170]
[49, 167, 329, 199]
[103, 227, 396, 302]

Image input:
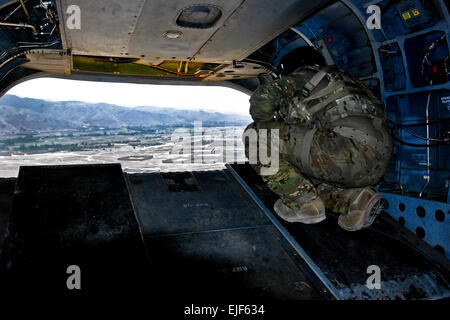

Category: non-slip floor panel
[128, 170, 323, 300]
[229, 163, 450, 300]
[2, 164, 444, 300]
[0, 164, 149, 294]
[128, 170, 271, 237]
[145, 225, 322, 300]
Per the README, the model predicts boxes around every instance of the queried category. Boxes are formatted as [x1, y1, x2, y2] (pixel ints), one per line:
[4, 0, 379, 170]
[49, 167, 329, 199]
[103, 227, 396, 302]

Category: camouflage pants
[244, 120, 391, 215]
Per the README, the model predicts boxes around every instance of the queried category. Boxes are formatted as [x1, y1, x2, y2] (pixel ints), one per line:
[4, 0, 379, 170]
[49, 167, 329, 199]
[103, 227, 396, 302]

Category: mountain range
[0, 95, 251, 134]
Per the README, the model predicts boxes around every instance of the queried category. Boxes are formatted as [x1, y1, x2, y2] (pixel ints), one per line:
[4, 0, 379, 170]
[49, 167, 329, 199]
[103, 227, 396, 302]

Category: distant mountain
[0, 95, 251, 134]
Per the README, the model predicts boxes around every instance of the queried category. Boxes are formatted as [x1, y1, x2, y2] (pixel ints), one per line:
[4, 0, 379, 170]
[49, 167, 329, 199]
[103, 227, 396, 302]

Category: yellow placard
[412, 8, 420, 16]
[402, 11, 412, 20]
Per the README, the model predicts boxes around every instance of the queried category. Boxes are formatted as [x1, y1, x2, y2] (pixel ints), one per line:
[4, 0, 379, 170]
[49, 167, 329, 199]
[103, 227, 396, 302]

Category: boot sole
[281, 214, 327, 224]
[338, 194, 384, 231]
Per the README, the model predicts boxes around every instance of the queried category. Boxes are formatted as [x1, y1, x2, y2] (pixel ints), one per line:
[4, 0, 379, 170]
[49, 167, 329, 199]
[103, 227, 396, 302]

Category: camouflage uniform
[244, 65, 393, 217]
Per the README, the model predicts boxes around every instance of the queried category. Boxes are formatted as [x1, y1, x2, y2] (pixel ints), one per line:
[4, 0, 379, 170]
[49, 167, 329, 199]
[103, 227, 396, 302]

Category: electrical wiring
[0, 40, 61, 82]
[390, 118, 450, 127]
[242, 58, 279, 77]
[388, 119, 450, 143]
[134, 61, 199, 77]
[0, 39, 60, 62]
[392, 135, 448, 148]
[421, 34, 448, 77]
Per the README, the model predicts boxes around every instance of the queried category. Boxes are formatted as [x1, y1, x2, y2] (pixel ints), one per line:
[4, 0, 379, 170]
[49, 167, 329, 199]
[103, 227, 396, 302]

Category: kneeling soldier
[244, 65, 393, 231]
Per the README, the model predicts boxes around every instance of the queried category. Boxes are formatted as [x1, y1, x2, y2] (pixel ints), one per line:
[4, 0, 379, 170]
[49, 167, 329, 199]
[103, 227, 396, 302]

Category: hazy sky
[7, 77, 251, 115]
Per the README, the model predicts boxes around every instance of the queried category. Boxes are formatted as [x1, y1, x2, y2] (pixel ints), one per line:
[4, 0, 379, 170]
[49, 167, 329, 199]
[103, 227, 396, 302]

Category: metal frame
[226, 163, 342, 300]
[336, 1, 450, 260]
[382, 192, 450, 259]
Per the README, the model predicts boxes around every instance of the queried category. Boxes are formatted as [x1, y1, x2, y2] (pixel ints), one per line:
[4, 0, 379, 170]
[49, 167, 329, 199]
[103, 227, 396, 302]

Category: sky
[7, 77, 251, 116]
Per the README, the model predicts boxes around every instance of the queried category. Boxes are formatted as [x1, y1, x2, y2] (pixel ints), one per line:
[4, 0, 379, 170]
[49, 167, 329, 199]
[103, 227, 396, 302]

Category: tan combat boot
[274, 198, 326, 224]
[338, 187, 385, 231]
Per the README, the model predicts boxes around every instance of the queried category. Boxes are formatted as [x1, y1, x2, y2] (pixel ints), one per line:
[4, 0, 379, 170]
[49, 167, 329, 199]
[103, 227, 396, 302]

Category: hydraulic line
[19, 0, 30, 22]
[0, 21, 37, 35]
[4, 0, 29, 21]
[420, 84, 432, 198]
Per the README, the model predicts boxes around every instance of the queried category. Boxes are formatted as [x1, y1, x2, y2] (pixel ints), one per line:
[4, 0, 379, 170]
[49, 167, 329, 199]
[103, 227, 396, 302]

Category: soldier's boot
[274, 197, 326, 224]
[317, 184, 385, 231]
[337, 187, 385, 231]
[252, 159, 326, 224]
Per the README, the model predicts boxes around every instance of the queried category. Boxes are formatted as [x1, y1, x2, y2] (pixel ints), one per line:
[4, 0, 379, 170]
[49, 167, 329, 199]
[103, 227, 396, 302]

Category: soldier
[244, 65, 393, 231]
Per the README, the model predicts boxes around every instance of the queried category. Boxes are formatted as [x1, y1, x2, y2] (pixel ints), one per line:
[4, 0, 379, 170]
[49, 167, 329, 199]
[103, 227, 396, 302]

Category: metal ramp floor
[0, 163, 448, 299]
[126, 170, 325, 300]
[228, 164, 450, 300]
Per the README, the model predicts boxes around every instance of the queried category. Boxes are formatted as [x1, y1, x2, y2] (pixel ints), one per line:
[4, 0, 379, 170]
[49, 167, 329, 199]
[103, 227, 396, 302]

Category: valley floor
[0, 127, 247, 177]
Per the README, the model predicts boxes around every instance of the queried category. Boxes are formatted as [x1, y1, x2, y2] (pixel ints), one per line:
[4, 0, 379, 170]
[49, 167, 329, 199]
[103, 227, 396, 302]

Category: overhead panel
[192, 0, 331, 62]
[57, 0, 330, 63]
[57, 0, 144, 57]
[126, 0, 243, 60]
[57, 0, 243, 60]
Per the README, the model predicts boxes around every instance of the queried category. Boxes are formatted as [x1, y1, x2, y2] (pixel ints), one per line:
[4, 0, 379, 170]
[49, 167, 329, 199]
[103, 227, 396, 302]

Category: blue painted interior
[248, 0, 449, 256]
[0, 0, 448, 256]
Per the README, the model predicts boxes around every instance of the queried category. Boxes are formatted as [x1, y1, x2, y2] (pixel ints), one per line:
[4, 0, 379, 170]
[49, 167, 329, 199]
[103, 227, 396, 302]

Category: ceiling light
[163, 30, 182, 39]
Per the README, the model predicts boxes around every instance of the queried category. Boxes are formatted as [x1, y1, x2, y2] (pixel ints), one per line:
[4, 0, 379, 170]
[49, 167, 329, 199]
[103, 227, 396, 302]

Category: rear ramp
[0, 163, 448, 299]
[228, 164, 450, 300]
[126, 170, 326, 300]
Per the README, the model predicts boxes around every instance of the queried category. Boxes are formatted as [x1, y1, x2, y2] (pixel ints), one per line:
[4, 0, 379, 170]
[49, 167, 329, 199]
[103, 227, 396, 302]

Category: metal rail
[0, 21, 37, 35]
[226, 164, 342, 300]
